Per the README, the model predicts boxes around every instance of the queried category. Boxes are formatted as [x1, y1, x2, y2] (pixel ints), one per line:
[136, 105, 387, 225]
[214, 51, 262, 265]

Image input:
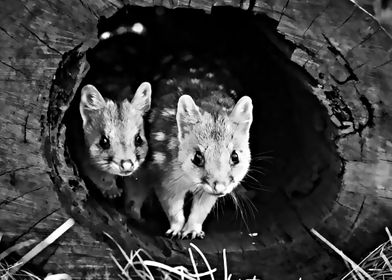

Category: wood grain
[1, 1, 392, 280]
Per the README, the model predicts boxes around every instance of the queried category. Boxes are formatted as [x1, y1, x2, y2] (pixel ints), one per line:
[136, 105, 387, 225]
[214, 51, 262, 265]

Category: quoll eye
[231, 151, 239, 165]
[99, 135, 110, 150]
[135, 133, 144, 147]
[192, 151, 205, 167]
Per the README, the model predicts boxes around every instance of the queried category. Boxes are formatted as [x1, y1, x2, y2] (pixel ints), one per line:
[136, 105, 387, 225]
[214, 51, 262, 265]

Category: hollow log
[1, 1, 392, 280]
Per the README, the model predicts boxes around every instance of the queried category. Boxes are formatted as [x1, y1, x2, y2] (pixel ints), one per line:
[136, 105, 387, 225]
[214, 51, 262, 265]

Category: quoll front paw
[103, 183, 123, 199]
[165, 222, 184, 238]
[181, 223, 205, 239]
[95, 174, 122, 199]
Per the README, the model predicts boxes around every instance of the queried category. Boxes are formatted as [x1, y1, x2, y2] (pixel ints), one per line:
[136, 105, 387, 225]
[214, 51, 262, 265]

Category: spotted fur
[124, 58, 251, 237]
[125, 91, 252, 238]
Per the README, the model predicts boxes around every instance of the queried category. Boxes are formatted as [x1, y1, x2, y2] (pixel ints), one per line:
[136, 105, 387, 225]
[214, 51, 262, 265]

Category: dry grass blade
[223, 249, 233, 280]
[341, 243, 386, 280]
[188, 248, 199, 280]
[310, 228, 374, 280]
[143, 260, 197, 280]
[132, 250, 155, 280]
[8, 218, 75, 275]
[379, 250, 392, 273]
[312, 227, 392, 280]
[385, 227, 392, 244]
[0, 218, 74, 280]
[22, 270, 41, 280]
[106, 233, 248, 280]
[0, 240, 37, 261]
[189, 243, 215, 280]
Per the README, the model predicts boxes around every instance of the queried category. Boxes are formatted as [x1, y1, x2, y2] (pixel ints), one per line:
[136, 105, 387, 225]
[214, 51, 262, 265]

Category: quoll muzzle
[120, 160, 134, 172]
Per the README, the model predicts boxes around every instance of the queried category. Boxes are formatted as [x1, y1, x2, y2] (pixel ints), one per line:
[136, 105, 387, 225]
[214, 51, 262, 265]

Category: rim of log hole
[42, 4, 386, 279]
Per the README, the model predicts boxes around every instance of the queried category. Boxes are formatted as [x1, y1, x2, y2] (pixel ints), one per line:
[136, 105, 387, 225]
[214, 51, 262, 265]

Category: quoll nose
[212, 181, 226, 194]
[120, 160, 134, 171]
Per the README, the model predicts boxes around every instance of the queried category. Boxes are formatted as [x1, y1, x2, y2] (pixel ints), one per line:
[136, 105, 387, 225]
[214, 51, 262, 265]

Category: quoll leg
[123, 176, 150, 221]
[181, 192, 217, 239]
[83, 165, 121, 198]
[158, 189, 187, 238]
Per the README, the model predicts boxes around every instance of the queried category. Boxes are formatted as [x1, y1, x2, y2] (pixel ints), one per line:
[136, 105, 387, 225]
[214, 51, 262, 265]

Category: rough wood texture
[1, 1, 392, 280]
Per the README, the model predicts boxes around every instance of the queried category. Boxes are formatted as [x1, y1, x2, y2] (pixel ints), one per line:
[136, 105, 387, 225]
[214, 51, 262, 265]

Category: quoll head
[79, 82, 151, 176]
[176, 94, 253, 197]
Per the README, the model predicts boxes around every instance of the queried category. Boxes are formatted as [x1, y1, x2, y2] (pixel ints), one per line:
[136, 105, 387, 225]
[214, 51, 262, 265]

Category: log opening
[48, 5, 346, 279]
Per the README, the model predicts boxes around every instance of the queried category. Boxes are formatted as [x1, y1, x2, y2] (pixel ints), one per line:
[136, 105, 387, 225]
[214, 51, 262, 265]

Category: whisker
[251, 157, 274, 164]
[191, 185, 203, 196]
[231, 192, 252, 233]
[248, 168, 265, 176]
[241, 176, 272, 192]
[214, 196, 223, 222]
[252, 155, 274, 160]
[245, 173, 262, 185]
[249, 162, 269, 169]
[234, 190, 259, 232]
[252, 150, 274, 157]
[229, 192, 240, 220]
[235, 191, 258, 218]
[166, 174, 184, 185]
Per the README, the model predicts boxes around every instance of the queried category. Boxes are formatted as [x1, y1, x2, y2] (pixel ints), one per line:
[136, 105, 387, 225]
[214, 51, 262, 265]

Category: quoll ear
[131, 82, 152, 114]
[229, 96, 253, 133]
[176, 95, 202, 140]
[80, 84, 106, 126]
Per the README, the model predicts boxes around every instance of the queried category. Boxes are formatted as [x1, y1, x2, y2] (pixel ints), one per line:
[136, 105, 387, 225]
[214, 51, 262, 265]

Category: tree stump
[1, 1, 392, 280]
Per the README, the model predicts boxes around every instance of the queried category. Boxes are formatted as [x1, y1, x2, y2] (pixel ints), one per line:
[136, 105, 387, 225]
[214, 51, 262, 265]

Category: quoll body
[77, 82, 152, 198]
[125, 61, 253, 238]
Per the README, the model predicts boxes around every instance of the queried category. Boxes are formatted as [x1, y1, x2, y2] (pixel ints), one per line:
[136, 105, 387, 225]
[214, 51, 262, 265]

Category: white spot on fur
[161, 55, 173, 64]
[148, 110, 156, 123]
[166, 79, 174, 85]
[131, 22, 145, 34]
[182, 54, 193, 61]
[168, 137, 177, 150]
[161, 108, 175, 117]
[191, 78, 200, 84]
[153, 152, 166, 165]
[153, 74, 161, 81]
[100, 32, 112, 40]
[154, 132, 166, 141]
[116, 26, 127, 35]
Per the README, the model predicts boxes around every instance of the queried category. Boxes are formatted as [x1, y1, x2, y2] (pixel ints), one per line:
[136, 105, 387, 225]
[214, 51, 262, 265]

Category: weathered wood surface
[1, 0, 392, 279]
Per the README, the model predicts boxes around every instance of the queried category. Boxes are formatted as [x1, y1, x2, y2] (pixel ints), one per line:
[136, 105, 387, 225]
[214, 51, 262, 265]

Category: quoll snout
[203, 176, 234, 196]
[120, 159, 134, 172]
[212, 181, 226, 195]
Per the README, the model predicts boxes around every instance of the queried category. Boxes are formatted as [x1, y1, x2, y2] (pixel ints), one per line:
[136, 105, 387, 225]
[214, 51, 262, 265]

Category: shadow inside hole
[63, 6, 342, 246]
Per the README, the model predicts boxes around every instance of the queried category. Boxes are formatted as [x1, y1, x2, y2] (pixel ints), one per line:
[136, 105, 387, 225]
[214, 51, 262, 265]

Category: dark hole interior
[64, 6, 342, 249]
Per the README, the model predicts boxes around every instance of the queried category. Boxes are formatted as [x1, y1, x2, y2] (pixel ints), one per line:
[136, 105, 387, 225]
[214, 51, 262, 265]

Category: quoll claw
[104, 187, 123, 199]
[166, 229, 181, 239]
[181, 230, 205, 240]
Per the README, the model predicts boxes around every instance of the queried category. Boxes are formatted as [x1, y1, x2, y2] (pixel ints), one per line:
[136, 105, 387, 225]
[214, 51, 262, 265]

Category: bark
[0, 1, 391, 280]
